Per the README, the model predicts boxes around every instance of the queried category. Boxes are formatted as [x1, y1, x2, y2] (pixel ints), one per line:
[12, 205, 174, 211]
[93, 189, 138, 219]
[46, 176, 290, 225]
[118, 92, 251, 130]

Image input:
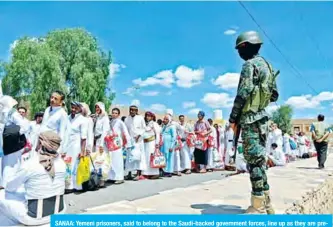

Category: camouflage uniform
[229, 31, 278, 214]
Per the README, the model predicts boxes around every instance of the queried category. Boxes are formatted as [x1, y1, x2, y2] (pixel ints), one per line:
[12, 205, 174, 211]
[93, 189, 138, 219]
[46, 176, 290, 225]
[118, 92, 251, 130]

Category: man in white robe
[206, 119, 216, 171]
[297, 132, 309, 157]
[171, 115, 182, 176]
[124, 105, 146, 181]
[0, 96, 30, 188]
[63, 102, 87, 192]
[93, 102, 110, 153]
[39, 90, 68, 153]
[28, 112, 44, 159]
[179, 115, 193, 174]
[0, 131, 66, 226]
[108, 107, 132, 184]
[267, 143, 286, 167]
[224, 124, 234, 166]
[270, 123, 283, 153]
[18, 107, 31, 135]
[80, 103, 94, 153]
[142, 111, 160, 179]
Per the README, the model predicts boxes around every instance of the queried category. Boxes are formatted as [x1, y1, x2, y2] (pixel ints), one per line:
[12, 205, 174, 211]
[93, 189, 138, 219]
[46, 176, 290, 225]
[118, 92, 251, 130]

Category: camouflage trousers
[242, 117, 269, 196]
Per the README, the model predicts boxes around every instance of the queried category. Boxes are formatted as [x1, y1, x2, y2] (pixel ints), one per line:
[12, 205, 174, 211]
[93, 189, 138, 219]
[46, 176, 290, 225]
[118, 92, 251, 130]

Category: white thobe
[283, 133, 291, 155]
[212, 127, 225, 169]
[94, 115, 110, 151]
[266, 131, 273, 154]
[172, 121, 182, 172]
[271, 128, 283, 152]
[224, 128, 234, 165]
[0, 155, 66, 226]
[124, 115, 146, 172]
[268, 148, 286, 166]
[63, 114, 87, 190]
[207, 125, 216, 169]
[297, 136, 308, 157]
[1, 111, 30, 188]
[28, 121, 41, 158]
[22, 118, 31, 141]
[142, 121, 160, 176]
[236, 152, 247, 172]
[108, 118, 131, 181]
[179, 122, 193, 171]
[40, 106, 68, 152]
[85, 117, 94, 152]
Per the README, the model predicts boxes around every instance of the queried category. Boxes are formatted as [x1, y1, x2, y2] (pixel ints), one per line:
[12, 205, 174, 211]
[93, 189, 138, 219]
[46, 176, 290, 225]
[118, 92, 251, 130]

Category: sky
[0, 1, 333, 121]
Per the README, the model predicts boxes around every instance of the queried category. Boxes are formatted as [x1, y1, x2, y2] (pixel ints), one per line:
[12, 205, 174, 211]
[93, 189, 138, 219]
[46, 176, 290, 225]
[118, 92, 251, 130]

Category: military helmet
[235, 31, 263, 49]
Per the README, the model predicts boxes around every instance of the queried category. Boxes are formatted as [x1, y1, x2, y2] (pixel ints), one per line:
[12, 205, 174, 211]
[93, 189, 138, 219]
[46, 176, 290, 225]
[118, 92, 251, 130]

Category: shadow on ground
[191, 204, 245, 214]
[297, 167, 319, 170]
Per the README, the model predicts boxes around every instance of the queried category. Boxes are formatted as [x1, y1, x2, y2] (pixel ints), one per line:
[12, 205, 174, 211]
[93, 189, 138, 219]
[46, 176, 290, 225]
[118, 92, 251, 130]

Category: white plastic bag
[129, 143, 141, 162]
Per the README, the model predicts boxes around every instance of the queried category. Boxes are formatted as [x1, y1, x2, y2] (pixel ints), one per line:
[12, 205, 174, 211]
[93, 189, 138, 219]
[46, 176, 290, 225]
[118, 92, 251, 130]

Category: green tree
[2, 28, 114, 118]
[271, 105, 294, 134]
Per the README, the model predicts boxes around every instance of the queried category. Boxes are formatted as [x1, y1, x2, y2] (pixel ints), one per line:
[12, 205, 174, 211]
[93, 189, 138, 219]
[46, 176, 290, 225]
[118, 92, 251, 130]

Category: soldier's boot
[264, 190, 275, 214]
[245, 195, 266, 214]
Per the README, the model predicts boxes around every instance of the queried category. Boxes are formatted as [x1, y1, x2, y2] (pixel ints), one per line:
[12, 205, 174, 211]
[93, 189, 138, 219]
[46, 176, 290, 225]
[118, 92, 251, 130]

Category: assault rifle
[232, 124, 241, 163]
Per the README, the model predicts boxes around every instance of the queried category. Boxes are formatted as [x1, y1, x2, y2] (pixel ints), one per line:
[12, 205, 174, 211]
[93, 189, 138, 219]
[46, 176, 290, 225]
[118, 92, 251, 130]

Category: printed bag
[194, 134, 207, 151]
[63, 156, 72, 189]
[104, 129, 122, 152]
[207, 135, 215, 148]
[150, 149, 166, 168]
[186, 133, 196, 148]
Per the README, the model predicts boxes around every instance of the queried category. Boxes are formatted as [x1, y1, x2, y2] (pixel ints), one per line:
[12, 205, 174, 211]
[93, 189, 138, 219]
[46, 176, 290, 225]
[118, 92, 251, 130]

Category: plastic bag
[207, 135, 215, 148]
[63, 156, 72, 189]
[186, 134, 196, 148]
[76, 156, 91, 185]
[128, 143, 141, 162]
[104, 129, 122, 152]
[194, 134, 207, 151]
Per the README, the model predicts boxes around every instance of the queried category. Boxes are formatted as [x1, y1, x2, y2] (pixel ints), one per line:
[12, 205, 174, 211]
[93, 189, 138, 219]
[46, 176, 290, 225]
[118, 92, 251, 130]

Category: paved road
[65, 170, 235, 213]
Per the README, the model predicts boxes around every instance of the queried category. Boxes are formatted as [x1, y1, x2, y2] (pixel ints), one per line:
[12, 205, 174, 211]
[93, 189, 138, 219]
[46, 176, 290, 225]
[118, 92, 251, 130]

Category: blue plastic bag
[289, 139, 297, 150]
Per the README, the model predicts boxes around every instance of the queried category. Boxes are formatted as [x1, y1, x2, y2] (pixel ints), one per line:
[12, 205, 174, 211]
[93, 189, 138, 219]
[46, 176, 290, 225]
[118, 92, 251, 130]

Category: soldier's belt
[144, 136, 155, 143]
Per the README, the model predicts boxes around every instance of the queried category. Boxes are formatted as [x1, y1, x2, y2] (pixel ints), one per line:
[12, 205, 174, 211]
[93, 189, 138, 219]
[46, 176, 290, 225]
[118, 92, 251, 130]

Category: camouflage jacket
[229, 55, 277, 125]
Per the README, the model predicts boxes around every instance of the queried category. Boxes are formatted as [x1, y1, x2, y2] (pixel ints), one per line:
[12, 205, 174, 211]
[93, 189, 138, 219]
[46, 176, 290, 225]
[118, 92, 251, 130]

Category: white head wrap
[0, 95, 18, 124]
[95, 102, 106, 117]
[81, 102, 91, 117]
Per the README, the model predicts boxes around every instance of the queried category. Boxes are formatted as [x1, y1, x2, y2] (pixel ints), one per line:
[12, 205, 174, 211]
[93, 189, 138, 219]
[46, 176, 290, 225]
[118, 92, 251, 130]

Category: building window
[294, 127, 300, 133]
[305, 126, 310, 132]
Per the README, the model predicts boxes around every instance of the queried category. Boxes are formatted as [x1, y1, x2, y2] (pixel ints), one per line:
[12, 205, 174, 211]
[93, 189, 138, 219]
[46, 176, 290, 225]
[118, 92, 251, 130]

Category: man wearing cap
[124, 105, 146, 181]
[63, 101, 88, 192]
[228, 31, 279, 214]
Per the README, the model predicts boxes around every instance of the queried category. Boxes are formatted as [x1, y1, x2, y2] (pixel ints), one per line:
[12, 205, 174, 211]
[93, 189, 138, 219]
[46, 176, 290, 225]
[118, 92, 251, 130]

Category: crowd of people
[0, 90, 330, 225]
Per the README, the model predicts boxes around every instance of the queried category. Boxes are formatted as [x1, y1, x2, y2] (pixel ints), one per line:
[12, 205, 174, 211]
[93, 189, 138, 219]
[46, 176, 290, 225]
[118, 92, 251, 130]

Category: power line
[293, 3, 333, 80]
[237, 1, 319, 95]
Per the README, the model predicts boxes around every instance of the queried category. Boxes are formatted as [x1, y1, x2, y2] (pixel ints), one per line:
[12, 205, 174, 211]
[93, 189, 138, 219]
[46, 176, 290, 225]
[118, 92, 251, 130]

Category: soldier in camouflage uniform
[228, 31, 279, 214]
